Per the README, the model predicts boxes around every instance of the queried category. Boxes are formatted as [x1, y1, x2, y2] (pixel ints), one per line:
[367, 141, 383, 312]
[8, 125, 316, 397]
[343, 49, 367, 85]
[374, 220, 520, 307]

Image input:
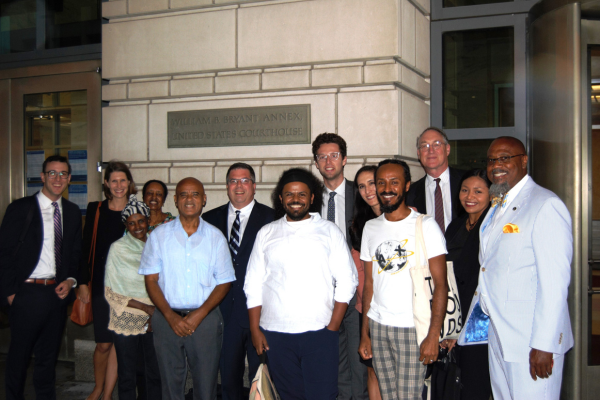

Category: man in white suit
[476, 136, 573, 399]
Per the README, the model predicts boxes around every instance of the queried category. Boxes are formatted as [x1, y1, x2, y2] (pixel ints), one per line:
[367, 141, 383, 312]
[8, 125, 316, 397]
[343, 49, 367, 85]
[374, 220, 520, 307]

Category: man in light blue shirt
[140, 177, 235, 400]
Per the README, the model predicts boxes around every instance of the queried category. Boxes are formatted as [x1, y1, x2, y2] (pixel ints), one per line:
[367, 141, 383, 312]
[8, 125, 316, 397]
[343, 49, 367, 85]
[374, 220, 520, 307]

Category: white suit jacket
[464, 177, 573, 363]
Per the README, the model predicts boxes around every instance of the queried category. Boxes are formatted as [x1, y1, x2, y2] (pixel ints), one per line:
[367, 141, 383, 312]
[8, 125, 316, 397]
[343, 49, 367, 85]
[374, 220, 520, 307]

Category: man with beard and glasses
[358, 159, 448, 400]
[244, 168, 358, 400]
[461, 137, 573, 400]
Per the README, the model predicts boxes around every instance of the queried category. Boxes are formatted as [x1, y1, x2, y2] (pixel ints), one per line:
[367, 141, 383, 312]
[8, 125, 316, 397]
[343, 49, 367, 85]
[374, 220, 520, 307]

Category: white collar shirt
[320, 179, 347, 239]
[480, 175, 530, 262]
[425, 168, 452, 230]
[244, 213, 358, 333]
[30, 191, 62, 279]
[227, 200, 255, 245]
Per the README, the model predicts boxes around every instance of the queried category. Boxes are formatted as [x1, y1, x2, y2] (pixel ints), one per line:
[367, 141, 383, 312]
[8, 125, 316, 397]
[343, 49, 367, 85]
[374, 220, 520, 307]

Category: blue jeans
[263, 327, 339, 400]
[113, 331, 161, 400]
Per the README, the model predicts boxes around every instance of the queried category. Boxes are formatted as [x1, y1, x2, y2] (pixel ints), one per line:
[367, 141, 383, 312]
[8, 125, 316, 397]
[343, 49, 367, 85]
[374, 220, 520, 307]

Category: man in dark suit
[0, 155, 82, 400]
[312, 133, 366, 400]
[406, 127, 465, 232]
[203, 162, 275, 400]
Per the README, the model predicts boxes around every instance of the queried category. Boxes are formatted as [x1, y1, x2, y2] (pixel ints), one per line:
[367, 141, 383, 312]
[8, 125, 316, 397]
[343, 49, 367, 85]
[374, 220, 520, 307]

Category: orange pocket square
[503, 223, 520, 233]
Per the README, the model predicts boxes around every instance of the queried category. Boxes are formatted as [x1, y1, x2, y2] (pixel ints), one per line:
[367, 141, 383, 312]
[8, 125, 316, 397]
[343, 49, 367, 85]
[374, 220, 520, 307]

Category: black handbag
[427, 347, 462, 400]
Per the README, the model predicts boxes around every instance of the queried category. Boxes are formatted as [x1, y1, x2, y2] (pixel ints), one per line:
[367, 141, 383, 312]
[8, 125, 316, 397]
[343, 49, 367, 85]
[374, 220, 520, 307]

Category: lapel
[215, 204, 229, 238]
[344, 179, 354, 227]
[414, 179, 427, 214]
[237, 202, 264, 254]
[484, 178, 535, 255]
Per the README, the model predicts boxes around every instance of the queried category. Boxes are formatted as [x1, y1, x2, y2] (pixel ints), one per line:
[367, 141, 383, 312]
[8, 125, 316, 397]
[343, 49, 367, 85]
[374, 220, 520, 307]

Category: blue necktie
[327, 192, 336, 222]
[229, 211, 240, 261]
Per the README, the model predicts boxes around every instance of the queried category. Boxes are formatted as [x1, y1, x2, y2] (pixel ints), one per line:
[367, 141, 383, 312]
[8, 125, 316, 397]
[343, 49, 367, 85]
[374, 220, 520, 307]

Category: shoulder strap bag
[71, 201, 102, 326]
[410, 214, 463, 345]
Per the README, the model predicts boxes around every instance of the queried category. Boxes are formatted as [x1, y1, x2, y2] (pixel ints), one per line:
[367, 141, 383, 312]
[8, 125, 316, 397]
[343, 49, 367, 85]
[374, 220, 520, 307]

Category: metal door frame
[581, 17, 600, 397]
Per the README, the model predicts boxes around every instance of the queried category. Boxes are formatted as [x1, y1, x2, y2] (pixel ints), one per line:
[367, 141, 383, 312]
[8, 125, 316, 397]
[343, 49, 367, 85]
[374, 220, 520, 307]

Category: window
[444, 0, 512, 7]
[443, 27, 514, 129]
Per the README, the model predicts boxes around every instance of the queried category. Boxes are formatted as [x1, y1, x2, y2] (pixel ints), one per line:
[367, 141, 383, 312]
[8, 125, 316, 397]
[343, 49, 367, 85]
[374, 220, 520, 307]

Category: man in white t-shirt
[244, 168, 358, 400]
[358, 159, 448, 400]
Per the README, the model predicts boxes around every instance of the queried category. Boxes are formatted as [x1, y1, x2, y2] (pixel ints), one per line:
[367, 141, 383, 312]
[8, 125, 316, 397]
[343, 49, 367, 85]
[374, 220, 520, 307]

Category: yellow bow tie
[491, 195, 507, 208]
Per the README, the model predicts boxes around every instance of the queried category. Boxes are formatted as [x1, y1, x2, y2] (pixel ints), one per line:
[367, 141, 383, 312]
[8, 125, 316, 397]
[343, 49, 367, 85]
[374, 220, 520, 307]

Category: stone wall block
[129, 0, 169, 14]
[311, 66, 362, 87]
[401, 91, 429, 159]
[410, 0, 430, 15]
[103, 105, 148, 161]
[338, 89, 399, 157]
[401, 67, 430, 98]
[171, 0, 213, 10]
[364, 63, 400, 84]
[215, 74, 260, 93]
[129, 80, 169, 99]
[171, 78, 214, 96]
[415, 11, 430, 75]
[130, 167, 169, 184]
[262, 164, 311, 183]
[102, 84, 127, 101]
[102, 0, 127, 18]
[262, 70, 310, 90]
[171, 166, 214, 184]
[401, 0, 416, 67]
[103, 10, 236, 79]
[238, 0, 399, 67]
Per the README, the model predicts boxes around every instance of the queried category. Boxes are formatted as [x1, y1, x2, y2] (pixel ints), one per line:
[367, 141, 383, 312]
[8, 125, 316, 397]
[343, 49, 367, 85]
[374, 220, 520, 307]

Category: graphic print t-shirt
[360, 210, 447, 327]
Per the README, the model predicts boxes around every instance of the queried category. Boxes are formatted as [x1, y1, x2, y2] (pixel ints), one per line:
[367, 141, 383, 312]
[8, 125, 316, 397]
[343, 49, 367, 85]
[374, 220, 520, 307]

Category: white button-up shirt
[30, 191, 62, 279]
[244, 213, 358, 333]
[227, 200, 255, 244]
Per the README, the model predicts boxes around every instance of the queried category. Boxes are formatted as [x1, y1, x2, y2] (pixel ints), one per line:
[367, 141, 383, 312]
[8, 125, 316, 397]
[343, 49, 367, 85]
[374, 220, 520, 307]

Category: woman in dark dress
[443, 169, 492, 400]
[77, 161, 137, 400]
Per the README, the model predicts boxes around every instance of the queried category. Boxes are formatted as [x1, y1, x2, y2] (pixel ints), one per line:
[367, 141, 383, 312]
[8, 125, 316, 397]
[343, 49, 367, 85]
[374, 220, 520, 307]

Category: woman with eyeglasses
[441, 169, 492, 400]
[77, 161, 137, 400]
[350, 165, 382, 400]
[142, 180, 175, 233]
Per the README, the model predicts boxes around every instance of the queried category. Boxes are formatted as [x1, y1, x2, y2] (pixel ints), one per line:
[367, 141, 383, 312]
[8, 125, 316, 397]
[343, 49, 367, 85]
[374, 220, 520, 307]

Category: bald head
[487, 136, 528, 194]
[175, 177, 206, 219]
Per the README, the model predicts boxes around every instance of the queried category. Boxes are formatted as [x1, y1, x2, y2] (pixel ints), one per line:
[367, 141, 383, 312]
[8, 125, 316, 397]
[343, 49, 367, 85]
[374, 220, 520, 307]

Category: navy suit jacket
[406, 167, 465, 221]
[0, 193, 82, 303]
[202, 201, 275, 328]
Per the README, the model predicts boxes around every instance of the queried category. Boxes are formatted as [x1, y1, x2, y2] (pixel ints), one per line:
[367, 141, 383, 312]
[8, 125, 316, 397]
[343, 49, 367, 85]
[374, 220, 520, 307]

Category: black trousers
[113, 331, 162, 400]
[219, 321, 260, 400]
[5, 283, 66, 400]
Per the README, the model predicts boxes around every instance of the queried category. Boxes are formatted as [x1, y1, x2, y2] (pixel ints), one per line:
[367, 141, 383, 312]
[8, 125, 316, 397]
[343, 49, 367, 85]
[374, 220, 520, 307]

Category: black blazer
[318, 179, 355, 249]
[0, 194, 82, 303]
[406, 167, 465, 222]
[202, 201, 275, 328]
[444, 210, 488, 320]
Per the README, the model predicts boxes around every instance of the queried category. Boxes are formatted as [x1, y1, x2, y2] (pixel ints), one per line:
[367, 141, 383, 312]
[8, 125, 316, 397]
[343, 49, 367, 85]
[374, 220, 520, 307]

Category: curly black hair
[271, 168, 324, 219]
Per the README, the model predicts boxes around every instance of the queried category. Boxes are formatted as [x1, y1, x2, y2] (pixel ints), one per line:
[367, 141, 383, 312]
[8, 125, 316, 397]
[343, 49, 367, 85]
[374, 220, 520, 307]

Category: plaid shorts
[369, 319, 425, 400]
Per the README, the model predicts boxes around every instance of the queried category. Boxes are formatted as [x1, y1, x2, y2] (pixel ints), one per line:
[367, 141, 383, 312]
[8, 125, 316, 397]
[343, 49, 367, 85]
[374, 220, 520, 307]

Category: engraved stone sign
[167, 104, 311, 148]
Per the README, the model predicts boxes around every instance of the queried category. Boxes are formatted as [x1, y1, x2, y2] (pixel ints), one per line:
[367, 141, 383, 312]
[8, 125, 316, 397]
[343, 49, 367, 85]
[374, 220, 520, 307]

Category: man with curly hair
[245, 168, 358, 400]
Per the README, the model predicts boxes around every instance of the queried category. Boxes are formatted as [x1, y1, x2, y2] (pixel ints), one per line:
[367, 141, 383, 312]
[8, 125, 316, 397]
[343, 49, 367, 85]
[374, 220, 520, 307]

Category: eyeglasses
[315, 152, 342, 162]
[487, 154, 525, 165]
[227, 178, 254, 185]
[418, 140, 445, 152]
[45, 170, 69, 180]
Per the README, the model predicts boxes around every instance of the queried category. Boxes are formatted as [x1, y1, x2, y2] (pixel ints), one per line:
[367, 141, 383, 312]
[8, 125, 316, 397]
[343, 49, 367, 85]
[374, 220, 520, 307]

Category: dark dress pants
[153, 308, 223, 400]
[263, 328, 339, 400]
[113, 331, 162, 400]
[338, 292, 368, 400]
[456, 344, 492, 400]
[5, 283, 66, 400]
[220, 320, 260, 400]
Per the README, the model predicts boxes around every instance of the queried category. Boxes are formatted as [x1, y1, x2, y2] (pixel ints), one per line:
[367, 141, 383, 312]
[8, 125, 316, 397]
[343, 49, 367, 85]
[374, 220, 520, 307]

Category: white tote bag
[410, 215, 463, 345]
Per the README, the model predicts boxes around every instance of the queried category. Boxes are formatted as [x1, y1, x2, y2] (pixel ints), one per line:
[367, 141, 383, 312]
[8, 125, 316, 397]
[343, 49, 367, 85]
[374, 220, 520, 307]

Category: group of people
[0, 128, 573, 400]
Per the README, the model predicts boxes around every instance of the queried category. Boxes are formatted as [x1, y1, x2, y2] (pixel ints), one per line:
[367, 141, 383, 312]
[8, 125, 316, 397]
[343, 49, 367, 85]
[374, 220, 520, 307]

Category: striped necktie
[327, 192, 337, 222]
[52, 202, 62, 275]
[229, 210, 241, 260]
[434, 178, 445, 234]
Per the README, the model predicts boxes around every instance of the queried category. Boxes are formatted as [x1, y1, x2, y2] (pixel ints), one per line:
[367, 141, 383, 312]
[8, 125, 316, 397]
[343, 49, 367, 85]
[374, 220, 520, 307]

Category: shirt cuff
[245, 293, 262, 309]
[67, 277, 77, 288]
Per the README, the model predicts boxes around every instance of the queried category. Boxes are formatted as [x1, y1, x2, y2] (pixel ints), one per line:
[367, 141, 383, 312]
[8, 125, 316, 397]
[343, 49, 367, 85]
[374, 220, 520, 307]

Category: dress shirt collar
[324, 179, 346, 196]
[425, 167, 450, 187]
[37, 190, 61, 210]
[503, 174, 530, 208]
[228, 199, 255, 216]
